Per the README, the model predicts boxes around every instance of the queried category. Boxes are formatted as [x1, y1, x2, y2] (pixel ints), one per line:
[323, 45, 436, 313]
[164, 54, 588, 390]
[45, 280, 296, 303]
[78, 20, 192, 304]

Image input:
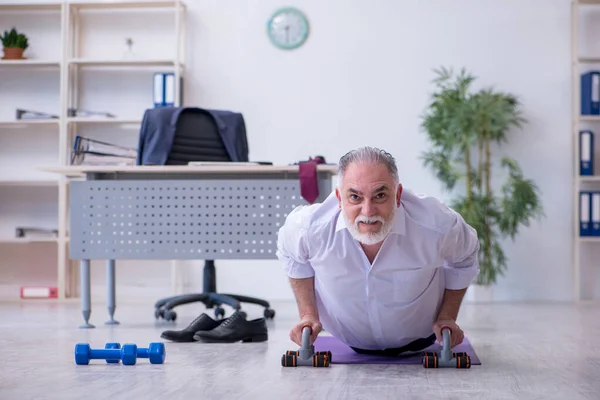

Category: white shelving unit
[0, 0, 186, 299]
[572, 0, 600, 301]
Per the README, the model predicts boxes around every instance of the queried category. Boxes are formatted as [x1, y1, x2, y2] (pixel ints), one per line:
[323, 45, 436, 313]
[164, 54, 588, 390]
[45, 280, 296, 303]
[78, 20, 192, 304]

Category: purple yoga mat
[313, 335, 481, 365]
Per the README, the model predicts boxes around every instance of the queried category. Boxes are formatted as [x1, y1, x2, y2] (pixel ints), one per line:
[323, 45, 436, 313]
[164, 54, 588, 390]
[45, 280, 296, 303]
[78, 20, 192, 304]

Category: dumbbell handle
[107, 343, 154, 358]
[137, 348, 151, 358]
[298, 326, 314, 360]
[90, 348, 127, 360]
[440, 327, 452, 361]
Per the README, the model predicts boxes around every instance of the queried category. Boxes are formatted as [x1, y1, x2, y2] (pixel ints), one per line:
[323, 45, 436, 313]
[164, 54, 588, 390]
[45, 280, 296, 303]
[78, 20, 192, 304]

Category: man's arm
[436, 288, 467, 321]
[440, 210, 480, 292]
[276, 205, 318, 309]
[276, 206, 323, 344]
[289, 277, 319, 320]
[433, 209, 480, 346]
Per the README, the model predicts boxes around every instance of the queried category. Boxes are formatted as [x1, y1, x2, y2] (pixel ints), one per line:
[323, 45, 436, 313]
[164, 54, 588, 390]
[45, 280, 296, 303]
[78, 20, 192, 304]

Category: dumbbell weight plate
[422, 355, 438, 368]
[281, 354, 297, 367]
[148, 342, 166, 364]
[74, 343, 91, 365]
[312, 354, 330, 368]
[286, 350, 298, 356]
[121, 344, 138, 366]
[315, 351, 332, 362]
[456, 355, 471, 369]
[105, 342, 121, 364]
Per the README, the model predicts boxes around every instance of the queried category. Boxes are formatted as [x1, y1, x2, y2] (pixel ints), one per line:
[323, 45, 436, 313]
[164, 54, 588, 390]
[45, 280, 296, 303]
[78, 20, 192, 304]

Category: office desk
[43, 164, 337, 328]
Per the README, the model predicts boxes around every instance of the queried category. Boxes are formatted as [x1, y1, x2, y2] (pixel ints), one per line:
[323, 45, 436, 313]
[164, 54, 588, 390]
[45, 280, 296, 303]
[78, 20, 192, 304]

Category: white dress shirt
[276, 188, 480, 350]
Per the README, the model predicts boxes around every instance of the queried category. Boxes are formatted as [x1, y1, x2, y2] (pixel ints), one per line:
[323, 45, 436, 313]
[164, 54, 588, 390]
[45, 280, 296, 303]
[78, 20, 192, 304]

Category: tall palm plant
[420, 67, 544, 286]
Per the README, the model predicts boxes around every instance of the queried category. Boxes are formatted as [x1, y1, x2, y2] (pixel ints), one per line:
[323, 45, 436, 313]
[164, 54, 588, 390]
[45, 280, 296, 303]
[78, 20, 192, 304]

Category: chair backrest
[165, 108, 232, 165]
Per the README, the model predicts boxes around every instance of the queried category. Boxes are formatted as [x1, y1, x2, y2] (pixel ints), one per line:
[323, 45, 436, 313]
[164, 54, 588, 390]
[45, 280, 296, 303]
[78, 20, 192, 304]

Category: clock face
[267, 7, 309, 50]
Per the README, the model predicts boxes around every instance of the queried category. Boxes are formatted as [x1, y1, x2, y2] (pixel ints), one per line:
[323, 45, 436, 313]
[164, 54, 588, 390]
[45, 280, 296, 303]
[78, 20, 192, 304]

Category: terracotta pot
[2, 47, 25, 60]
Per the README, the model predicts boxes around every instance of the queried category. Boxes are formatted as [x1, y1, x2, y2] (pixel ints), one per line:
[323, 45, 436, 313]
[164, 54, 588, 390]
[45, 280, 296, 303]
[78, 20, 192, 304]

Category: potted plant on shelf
[420, 66, 544, 301]
[1, 27, 29, 60]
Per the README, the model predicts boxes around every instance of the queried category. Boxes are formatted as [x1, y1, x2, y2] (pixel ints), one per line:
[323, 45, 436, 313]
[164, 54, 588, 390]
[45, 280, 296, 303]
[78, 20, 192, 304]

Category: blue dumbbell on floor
[74, 342, 166, 365]
[104, 342, 166, 365]
[75, 343, 138, 365]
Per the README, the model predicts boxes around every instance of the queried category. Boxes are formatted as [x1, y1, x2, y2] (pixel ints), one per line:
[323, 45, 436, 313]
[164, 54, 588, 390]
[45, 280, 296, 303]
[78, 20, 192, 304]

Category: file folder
[73, 135, 136, 158]
[154, 73, 165, 107]
[70, 135, 137, 166]
[153, 72, 183, 108]
[165, 73, 175, 106]
[153, 72, 177, 108]
[580, 191, 592, 236]
[581, 71, 600, 115]
[593, 192, 600, 236]
[580, 130, 594, 176]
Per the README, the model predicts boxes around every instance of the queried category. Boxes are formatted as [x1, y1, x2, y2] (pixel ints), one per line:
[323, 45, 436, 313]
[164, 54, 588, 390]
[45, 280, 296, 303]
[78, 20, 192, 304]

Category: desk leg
[79, 259, 94, 329]
[106, 259, 119, 325]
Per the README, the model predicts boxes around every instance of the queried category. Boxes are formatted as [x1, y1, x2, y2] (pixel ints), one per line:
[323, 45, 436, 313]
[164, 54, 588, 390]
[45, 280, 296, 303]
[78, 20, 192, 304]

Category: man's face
[335, 162, 401, 245]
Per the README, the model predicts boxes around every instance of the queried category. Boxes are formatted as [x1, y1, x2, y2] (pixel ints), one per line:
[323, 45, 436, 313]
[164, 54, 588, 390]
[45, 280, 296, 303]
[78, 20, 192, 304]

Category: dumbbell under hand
[281, 326, 331, 367]
[104, 342, 166, 365]
[422, 327, 470, 369]
[74, 342, 166, 365]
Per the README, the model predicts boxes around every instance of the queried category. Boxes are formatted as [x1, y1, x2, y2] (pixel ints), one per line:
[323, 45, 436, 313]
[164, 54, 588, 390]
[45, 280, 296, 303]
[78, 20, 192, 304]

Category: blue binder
[592, 192, 600, 236]
[580, 191, 592, 236]
[581, 71, 600, 115]
[153, 72, 183, 108]
[580, 130, 594, 175]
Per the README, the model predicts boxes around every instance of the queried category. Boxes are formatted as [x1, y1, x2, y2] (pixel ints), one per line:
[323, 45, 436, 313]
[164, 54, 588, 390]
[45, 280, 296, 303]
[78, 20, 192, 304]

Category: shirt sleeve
[276, 205, 315, 279]
[440, 210, 480, 290]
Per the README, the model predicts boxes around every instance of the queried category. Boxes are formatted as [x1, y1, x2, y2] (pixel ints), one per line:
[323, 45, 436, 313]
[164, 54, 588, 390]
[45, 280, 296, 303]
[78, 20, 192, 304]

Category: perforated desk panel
[69, 175, 333, 260]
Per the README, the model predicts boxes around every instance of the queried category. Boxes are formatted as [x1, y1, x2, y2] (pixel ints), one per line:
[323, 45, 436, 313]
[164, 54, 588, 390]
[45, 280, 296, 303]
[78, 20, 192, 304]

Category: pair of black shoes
[160, 311, 268, 343]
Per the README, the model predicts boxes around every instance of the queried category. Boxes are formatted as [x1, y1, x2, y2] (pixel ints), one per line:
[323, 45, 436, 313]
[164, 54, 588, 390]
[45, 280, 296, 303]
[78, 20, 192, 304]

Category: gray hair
[337, 146, 399, 186]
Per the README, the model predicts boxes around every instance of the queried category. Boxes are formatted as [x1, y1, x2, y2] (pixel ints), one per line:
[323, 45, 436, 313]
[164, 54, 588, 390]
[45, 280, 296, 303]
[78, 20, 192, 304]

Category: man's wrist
[300, 312, 319, 321]
[435, 311, 456, 322]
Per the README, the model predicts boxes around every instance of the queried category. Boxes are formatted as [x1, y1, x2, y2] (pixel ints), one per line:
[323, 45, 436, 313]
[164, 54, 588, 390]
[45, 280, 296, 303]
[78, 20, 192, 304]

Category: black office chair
[152, 108, 275, 321]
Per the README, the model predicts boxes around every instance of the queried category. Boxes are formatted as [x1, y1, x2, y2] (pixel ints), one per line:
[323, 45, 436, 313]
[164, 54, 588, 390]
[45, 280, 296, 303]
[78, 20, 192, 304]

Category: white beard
[342, 206, 395, 245]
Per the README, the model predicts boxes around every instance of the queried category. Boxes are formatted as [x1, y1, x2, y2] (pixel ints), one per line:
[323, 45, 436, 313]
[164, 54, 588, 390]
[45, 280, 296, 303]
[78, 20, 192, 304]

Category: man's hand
[432, 318, 464, 348]
[289, 316, 322, 346]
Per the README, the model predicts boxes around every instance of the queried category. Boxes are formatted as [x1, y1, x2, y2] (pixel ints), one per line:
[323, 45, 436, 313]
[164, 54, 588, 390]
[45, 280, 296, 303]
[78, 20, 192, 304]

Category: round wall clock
[267, 7, 309, 50]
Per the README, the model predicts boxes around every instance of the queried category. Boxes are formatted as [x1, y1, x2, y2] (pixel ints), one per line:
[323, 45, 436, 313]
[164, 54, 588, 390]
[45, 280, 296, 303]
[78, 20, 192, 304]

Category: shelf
[0, 120, 59, 128]
[68, 58, 180, 68]
[0, 60, 61, 67]
[67, 0, 186, 10]
[579, 176, 600, 182]
[0, 179, 59, 187]
[0, 2, 63, 11]
[0, 238, 58, 244]
[0, 0, 188, 300]
[578, 57, 600, 63]
[579, 115, 600, 121]
[0, 119, 140, 126]
[580, 236, 600, 242]
[67, 117, 141, 125]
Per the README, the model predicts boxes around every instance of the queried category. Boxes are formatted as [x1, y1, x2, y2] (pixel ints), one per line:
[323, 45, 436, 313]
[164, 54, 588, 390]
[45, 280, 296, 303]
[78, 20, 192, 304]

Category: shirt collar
[335, 204, 406, 235]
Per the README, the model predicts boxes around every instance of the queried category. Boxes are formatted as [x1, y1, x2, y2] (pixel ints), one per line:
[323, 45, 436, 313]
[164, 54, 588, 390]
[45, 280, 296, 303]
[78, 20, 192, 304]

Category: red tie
[299, 160, 319, 204]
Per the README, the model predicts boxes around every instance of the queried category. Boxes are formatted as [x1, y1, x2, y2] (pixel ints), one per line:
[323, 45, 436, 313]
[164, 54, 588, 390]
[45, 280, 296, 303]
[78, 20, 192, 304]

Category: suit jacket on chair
[136, 106, 250, 165]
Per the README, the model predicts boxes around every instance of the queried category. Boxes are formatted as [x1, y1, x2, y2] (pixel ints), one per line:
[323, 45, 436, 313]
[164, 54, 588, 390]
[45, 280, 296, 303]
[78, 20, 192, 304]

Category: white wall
[1, 0, 597, 303]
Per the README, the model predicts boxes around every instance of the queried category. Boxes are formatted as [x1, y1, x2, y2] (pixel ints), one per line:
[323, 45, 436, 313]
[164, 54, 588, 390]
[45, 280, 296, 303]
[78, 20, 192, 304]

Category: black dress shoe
[161, 312, 243, 342]
[193, 311, 268, 343]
